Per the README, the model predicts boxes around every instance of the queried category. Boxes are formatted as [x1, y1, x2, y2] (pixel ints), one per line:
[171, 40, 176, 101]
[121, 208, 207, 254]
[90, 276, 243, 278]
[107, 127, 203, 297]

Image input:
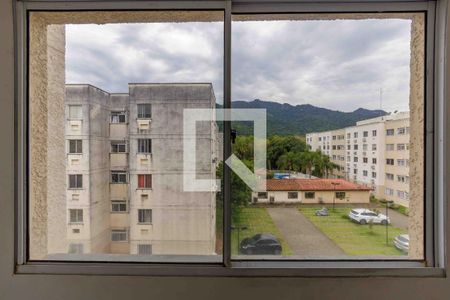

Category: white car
[348, 208, 390, 225]
[394, 234, 409, 253]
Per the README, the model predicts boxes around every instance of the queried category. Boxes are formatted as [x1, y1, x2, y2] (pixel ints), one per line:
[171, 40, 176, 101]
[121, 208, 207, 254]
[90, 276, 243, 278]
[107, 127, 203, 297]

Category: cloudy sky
[66, 18, 411, 112]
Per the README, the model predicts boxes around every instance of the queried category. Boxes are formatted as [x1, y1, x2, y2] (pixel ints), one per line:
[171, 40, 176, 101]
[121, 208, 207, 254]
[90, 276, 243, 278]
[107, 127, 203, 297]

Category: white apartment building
[306, 112, 410, 207]
[65, 83, 219, 256]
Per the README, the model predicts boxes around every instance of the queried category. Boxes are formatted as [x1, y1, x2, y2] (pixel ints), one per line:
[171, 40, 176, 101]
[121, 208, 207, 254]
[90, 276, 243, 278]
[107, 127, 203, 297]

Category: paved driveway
[267, 207, 346, 258]
[388, 208, 408, 231]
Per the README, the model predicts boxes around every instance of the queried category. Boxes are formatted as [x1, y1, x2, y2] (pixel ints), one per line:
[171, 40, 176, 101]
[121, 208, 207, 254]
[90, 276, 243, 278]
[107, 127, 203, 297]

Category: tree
[216, 160, 253, 222]
[267, 135, 308, 169]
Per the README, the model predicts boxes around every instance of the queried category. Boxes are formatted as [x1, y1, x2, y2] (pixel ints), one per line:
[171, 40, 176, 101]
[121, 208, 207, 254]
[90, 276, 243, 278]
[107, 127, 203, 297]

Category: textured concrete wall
[408, 14, 425, 260]
[29, 14, 67, 259]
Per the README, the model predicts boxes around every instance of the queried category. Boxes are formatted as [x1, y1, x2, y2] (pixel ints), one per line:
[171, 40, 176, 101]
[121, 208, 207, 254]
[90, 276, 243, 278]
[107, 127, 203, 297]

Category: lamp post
[331, 182, 340, 211]
[385, 200, 394, 245]
[231, 225, 248, 254]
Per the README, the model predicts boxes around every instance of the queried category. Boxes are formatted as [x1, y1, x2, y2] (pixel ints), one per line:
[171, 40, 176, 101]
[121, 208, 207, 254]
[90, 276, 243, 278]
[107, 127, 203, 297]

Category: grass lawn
[232, 207, 293, 256]
[300, 207, 407, 256]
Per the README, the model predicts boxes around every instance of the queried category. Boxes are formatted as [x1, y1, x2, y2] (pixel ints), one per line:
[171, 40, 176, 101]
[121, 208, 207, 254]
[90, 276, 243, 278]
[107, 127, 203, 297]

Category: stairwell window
[137, 104, 152, 119]
[68, 105, 82, 120]
[69, 140, 82, 154]
[138, 209, 152, 224]
[69, 209, 84, 224]
[138, 174, 152, 189]
[138, 139, 152, 154]
[68, 174, 83, 189]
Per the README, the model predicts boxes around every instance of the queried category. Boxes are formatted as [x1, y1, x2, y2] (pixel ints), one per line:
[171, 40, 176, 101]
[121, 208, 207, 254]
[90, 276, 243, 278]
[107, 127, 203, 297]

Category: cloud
[66, 18, 412, 112]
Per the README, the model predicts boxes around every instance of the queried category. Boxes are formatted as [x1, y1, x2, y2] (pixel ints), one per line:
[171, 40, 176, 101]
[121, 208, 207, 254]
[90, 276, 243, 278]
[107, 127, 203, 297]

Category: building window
[386, 158, 394, 165]
[363, 131, 368, 137]
[397, 143, 406, 151]
[138, 174, 152, 189]
[353, 169, 357, 174]
[69, 209, 83, 223]
[111, 141, 127, 153]
[386, 144, 394, 151]
[371, 144, 377, 151]
[386, 129, 394, 136]
[111, 171, 127, 183]
[397, 190, 406, 199]
[397, 175, 409, 183]
[68, 105, 82, 119]
[138, 244, 152, 255]
[372, 130, 377, 136]
[287, 192, 298, 199]
[372, 172, 376, 178]
[385, 188, 394, 196]
[372, 158, 377, 164]
[137, 104, 152, 119]
[111, 200, 127, 212]
[111, 229, 128, 242]
[257, 192, 267, 199]
[68, 243, 83, 254]
[353, 157, 358, 162]
[363, 157, 368, 163]
[138, 139, 152, 153]
[304, 192, 315, 199]
[335, 192, 346, 200]
[111, 111, 127, 123]
[138, 209, 152, 224]
[353, 132, 358, 138]
[386, 173, 394, 180]
[397, 127, 406, 135]
[69, 140, 82, 154]
[68, 174, 82, 189]
[363, 170, 368, 176]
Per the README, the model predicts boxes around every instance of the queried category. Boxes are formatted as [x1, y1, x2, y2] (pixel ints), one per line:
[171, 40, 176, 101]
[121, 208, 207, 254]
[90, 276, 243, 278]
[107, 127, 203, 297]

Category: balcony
[110, 123, 128, 139]
[110, 153, 129, 169]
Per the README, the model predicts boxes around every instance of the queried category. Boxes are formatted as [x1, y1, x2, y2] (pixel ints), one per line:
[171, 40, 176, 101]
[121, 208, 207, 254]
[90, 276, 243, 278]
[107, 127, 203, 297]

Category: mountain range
[219, 99, 387, 136]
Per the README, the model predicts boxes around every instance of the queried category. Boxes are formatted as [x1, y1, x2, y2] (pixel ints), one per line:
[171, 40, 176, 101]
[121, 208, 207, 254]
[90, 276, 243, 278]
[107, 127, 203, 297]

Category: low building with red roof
[252, 179, 372, 204]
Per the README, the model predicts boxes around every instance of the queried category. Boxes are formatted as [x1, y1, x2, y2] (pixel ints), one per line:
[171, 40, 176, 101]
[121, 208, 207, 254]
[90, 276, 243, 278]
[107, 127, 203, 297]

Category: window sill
[15, 260, 445, 278]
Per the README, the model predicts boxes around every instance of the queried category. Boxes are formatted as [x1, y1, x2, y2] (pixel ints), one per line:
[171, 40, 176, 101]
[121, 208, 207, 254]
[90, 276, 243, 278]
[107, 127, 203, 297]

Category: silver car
[394, 234, 409, 253]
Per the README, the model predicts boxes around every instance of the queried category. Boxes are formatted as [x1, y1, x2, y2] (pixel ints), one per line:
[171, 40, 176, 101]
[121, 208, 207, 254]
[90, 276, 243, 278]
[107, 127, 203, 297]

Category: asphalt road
[387, 208, 408, 230]
[267, 207, 347, 258]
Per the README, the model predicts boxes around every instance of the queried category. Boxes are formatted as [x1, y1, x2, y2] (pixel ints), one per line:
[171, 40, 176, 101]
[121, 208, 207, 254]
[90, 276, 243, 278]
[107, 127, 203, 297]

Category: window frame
[13, 0, 446, 278]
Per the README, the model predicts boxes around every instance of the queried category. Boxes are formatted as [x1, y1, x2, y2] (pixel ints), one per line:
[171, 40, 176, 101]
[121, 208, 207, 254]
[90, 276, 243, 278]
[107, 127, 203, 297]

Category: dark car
[239, 233, 282, 255]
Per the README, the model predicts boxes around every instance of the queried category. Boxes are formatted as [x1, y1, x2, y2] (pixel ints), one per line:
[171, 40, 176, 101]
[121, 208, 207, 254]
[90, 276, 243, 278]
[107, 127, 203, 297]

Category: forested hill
[220, 99, 387, 136]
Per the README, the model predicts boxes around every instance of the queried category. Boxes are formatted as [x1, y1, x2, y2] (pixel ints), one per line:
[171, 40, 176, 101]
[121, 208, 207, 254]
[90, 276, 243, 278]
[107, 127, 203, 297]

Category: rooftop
[266, 178, 372, 192]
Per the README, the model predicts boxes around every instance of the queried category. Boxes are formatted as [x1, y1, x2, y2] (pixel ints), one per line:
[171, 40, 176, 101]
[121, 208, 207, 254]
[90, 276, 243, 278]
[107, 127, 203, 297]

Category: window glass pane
[29, 11, 223, 262]
[68, 105, 82, 119]
[231, 13, 424, 260]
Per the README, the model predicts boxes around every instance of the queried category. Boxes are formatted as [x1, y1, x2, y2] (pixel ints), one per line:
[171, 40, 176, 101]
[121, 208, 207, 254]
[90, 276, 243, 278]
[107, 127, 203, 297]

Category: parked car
[315, 207, 329, 216]
[394, 234, 409, 253]
[239, 233, 282, 255]
[348, 208, 390, 225]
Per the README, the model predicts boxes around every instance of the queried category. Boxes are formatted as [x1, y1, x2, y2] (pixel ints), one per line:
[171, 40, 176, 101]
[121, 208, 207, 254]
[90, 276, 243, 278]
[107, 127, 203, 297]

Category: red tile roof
[266, 178, 372, 191]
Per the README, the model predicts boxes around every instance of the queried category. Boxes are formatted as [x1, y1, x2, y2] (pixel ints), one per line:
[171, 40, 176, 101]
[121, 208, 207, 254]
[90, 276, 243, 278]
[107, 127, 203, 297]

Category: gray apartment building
[65, 83, 219, 256]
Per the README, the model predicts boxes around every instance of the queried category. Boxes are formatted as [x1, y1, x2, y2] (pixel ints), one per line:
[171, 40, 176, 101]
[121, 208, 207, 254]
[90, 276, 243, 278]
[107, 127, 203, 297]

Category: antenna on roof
[379, 88, 383, 119]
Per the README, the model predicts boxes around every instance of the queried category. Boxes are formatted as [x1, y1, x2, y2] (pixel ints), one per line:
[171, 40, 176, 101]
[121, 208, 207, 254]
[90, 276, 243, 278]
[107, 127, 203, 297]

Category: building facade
[306, 112, 410, 207]
[65, 83, 219, 256]
[252, 179, 371, 204]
